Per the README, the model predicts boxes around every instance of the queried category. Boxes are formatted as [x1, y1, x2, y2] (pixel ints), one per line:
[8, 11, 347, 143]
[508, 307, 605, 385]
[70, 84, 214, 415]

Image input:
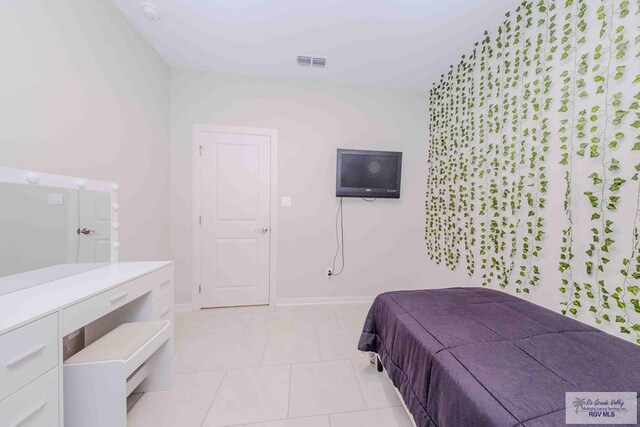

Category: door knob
[77, 228, 96, 235]
[256, 227, 269, 233]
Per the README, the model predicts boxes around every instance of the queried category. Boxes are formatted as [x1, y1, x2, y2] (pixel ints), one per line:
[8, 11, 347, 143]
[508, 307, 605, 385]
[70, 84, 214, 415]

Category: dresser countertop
[0, 261, 173, 335]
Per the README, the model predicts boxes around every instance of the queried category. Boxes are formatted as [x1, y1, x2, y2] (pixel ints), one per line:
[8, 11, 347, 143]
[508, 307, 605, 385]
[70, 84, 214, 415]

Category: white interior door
[77, 190, 111, 263]
[199, 132, 271, 307]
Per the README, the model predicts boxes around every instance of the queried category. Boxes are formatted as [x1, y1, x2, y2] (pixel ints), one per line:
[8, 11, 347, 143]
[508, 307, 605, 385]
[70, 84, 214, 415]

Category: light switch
[281, 196, 292, 207]
[48, 193, 64, 205]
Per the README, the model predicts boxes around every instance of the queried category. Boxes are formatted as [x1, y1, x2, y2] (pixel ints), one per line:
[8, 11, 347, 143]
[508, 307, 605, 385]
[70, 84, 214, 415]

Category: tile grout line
[257, 330, 270, 366]
[286, 363, 293, 419]
[333, 407, 413, 425]
[312, 329, 321, 365]
[241, 312, 252, 334]
[332, 307, 342, 329]
[188, 315, 209, 339]
[281, 359, 374, 420]
[330, 307, 340, 329]
[315, 324, 324, 362]
[200, 368, 230, 427]
[193, 335, 218, 372]
[349, 357, 369, 410]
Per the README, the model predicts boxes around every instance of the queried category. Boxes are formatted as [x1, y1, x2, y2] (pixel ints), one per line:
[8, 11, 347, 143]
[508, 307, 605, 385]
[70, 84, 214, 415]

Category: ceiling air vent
[312, 57, 326, 68]
[297, 55, 327, 68]
[297, 55, 312, 66]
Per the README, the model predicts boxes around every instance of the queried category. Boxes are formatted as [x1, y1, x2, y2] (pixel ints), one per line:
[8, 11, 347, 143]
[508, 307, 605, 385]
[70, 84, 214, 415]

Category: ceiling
[110, 0, 513, 91]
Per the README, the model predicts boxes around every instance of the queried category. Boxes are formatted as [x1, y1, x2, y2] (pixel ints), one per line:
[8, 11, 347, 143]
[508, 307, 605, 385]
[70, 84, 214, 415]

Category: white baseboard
[276, 295, 375, 308]
[176, 296, 374, 311]
[174, 303, 193, 313]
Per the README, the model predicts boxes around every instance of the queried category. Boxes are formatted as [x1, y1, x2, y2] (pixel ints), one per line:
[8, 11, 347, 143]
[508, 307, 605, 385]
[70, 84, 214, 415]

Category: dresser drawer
[0, 368, 58, 427]
[152, 292, 174, 322]
[0, 314, 58, 401]
[61, 267, 170, 335]
[152, 266, 173, 302]
[153, 292, 174, 354]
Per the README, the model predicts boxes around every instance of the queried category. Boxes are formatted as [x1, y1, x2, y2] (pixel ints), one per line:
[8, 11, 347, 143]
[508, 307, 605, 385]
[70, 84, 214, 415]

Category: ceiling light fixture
[140, 2, 161, 21]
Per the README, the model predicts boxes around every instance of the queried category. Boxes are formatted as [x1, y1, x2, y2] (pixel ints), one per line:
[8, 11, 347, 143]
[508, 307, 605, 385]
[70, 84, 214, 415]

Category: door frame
[192, 124, 278, 310]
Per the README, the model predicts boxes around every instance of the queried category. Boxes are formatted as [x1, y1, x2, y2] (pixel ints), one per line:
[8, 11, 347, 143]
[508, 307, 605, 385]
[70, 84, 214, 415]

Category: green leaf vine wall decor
[425, 0, 640, 343]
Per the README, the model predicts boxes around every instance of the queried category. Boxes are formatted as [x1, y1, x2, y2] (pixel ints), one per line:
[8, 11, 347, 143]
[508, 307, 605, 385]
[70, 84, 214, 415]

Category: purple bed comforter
[358, 287, 640, 427]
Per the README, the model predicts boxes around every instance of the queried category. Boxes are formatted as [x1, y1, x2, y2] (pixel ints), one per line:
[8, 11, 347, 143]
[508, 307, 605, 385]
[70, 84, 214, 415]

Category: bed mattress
[358, 287, 640, 427]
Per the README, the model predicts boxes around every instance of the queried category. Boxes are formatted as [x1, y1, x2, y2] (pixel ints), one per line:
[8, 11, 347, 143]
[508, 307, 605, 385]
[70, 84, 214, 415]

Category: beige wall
[0, 1, 472, 306]
[0, 0, 172, 262]
[171, 69, 474, 305]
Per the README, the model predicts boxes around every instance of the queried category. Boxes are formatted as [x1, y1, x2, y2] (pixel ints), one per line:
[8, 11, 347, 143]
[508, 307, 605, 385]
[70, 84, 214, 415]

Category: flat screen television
[336, 149, 402, 198]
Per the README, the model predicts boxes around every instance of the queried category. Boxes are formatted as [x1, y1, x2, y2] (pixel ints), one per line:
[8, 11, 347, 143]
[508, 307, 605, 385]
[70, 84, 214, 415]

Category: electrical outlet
[326, 268, 333, 277]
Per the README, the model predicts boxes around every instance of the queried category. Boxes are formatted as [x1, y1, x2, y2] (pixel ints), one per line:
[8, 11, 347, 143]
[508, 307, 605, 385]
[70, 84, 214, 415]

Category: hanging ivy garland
[559, 0, 585, 316]
[425, 0, 640, 343]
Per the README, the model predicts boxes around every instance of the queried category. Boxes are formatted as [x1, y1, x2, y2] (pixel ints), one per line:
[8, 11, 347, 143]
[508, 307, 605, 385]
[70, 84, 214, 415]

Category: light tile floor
[128, 303, 413, 427]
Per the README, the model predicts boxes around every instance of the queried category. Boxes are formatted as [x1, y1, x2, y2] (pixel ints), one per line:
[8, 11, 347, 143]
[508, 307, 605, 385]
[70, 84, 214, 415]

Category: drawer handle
[159, 280, 170, 288]
[6, 345, 47, 369]
[10, 401, 47, 427]
[110, 292, 130, 304]
[160, 308, 171, 318]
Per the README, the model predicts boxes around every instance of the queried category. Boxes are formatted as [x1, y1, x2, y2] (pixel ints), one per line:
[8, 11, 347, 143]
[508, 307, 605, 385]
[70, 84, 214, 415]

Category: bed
[358, 287, 640, 427]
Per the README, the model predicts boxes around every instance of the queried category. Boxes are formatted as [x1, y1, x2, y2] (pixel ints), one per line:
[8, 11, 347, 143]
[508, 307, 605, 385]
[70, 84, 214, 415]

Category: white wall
[171, 70, 474, 305]
[0, 0, 172, 262]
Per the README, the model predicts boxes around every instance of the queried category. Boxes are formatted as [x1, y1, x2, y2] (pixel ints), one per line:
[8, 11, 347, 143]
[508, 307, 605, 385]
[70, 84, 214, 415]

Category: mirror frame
[0, 166, 119, 264]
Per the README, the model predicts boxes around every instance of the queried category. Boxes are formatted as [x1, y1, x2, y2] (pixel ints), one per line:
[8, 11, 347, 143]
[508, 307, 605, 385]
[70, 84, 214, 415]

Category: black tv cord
[331, 197, 345, 276]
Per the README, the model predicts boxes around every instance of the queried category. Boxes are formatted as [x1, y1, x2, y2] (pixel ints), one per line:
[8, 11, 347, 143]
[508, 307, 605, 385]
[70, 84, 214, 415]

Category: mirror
[0, 170, 117, 295]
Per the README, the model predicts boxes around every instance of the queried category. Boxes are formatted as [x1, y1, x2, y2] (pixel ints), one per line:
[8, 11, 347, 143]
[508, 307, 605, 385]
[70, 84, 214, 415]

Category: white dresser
[0, 261, 174, 427]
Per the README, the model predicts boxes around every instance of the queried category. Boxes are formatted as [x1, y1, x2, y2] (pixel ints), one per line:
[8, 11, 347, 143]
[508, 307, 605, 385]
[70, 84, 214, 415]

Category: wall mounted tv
[336, 149, 403, 199]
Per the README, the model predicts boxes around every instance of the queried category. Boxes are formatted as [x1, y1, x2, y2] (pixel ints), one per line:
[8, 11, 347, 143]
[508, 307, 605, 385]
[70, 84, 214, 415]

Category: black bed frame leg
[376, 356, 383, 372]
